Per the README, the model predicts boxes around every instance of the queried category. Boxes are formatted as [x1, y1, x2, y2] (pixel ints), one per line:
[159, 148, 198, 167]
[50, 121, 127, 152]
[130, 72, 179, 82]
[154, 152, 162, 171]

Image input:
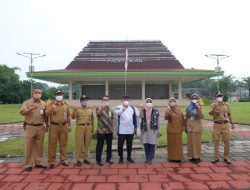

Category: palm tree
[242, 77, 250, 100]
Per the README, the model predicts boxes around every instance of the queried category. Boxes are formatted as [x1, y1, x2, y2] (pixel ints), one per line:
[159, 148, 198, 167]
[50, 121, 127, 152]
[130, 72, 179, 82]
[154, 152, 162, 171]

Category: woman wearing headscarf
[185, 94, 204, 163]
[140, 98, 160, 164]
[164, 98, 185, 162]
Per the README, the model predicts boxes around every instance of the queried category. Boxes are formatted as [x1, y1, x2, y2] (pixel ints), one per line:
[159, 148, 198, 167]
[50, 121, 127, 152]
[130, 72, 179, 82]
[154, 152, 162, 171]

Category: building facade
[29, 41, 221, 105]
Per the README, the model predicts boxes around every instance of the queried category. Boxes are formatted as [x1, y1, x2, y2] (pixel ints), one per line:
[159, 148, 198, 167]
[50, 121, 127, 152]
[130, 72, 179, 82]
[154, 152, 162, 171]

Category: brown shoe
[84, 160, 91, 165]
[49, 164, 54, 169]
[24, 167, 32, 172]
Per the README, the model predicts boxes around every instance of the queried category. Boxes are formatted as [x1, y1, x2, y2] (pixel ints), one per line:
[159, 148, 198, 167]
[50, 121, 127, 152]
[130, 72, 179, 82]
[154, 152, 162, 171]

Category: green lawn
[0, 104, 23, 123]
[0, 124, 212, 157]
[1, 102, 250, 124]
[0, 102, 248, 156]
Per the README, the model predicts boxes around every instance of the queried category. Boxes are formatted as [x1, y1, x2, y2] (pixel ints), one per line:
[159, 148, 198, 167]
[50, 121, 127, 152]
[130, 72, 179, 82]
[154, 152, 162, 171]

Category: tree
[218, 75, 237, 101]
[242, 77, 250, 100]
[0, 65, 22, 103]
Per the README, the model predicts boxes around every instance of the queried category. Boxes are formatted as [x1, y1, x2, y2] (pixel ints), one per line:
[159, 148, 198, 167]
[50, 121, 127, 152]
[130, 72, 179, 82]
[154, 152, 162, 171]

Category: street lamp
[205, 54, 230, 92]
[16, 52, 46, 98]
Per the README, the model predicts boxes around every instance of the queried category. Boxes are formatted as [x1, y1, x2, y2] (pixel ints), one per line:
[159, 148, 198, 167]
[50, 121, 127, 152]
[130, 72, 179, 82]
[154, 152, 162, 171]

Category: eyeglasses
[34, 92, 41, 94]
[146, 100, 152, 103]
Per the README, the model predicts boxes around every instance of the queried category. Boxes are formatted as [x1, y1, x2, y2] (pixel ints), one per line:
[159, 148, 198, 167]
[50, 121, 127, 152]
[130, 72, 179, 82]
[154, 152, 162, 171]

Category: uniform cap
[216, 92, 224, 97]
[55, 90, 63, 95]
[80, 94, 89, 100]
[122, 95, 130, 99]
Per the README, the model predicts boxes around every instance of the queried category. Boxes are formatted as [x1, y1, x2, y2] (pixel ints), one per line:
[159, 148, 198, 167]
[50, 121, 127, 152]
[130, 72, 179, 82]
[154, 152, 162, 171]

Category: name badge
[40, 109, 44, 115]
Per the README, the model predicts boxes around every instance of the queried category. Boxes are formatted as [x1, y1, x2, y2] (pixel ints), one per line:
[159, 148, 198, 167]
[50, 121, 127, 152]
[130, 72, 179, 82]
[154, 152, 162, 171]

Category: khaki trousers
[75, 125, 92, 162]
[48, 124, 68, 164]
[212, 123, 231, 160]
[24, 125, 45, 167]
[187, 132, 202, 159]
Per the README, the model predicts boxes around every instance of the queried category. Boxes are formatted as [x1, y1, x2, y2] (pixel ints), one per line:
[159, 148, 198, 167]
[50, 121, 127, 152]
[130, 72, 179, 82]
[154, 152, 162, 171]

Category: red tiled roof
[64, 41, 185, 71]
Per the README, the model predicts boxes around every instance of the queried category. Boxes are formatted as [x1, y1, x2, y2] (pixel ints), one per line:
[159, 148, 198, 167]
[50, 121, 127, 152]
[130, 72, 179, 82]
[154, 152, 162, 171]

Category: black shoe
[84, 160, 91, 165]
[24, 167, 32, 172]
[189, 158, 195, 162]
[212, 159, 219, 163]
[106, 160, 114, 164]
[61, 162, 69, 167]
[49, 164, 54, 169]
[224, 159, 231, 164]
[97, 162, 103, 166]
[119, 158, 124, 163]
[192, 159, 201, 164]
[35, 164, 47, 169]
[127, 158, 135, 163]
[144, 160, 149, 164]
[174, 160, 182, 163]
[76, 161, 82, 167]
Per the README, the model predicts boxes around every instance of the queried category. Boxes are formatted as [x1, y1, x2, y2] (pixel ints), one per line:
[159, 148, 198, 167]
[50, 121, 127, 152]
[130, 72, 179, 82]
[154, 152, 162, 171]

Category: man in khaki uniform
[45, 90, 71, 169]
[20, 88, 47, 172]
[209, 92, 234, 164]
[71, 95, 94, 166]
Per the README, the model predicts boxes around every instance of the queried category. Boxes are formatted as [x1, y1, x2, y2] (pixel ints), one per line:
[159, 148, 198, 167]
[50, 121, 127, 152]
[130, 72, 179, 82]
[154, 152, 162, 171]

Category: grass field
[0, 104, 23, 123]
[0, 102, 248, 156]
[0, 102, 250, 124]
[0, 124, 212, 157]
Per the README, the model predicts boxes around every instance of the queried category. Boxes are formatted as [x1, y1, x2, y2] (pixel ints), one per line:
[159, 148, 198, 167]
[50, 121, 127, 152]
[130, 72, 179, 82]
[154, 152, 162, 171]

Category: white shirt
[115, 105, 135, 134]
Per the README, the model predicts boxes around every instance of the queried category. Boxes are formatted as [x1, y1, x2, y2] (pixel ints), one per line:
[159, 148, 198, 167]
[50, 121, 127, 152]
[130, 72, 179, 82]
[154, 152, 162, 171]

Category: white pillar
[142, 80, 145, 100]
[69, 81, 73, 100]
[169, 83, 172, 98]
[178, 80, 182, 99]
[105, 80, 109, 95]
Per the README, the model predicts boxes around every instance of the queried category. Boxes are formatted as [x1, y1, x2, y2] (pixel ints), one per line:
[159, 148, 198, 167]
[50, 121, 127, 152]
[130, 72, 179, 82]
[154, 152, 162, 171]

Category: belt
[51, 122, 67, 126]
[214, 121, 228, 124]
[78, 123, 90, 126]
[25, 123, 43, 127]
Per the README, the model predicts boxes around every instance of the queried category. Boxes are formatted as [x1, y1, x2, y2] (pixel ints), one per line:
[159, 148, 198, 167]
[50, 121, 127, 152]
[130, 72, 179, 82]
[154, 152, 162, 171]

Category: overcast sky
[0, 0, 249, 86]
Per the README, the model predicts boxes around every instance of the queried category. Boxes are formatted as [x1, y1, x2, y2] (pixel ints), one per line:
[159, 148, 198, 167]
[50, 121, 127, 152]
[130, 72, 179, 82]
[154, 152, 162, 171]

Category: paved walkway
[1, 121, 250, 189]
[1, 159, 250, 189]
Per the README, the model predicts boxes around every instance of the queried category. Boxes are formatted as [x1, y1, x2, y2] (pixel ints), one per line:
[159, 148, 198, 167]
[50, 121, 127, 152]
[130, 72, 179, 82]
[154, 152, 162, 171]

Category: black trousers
[96, 133, 113, 163]
[118, 134, 134, 159]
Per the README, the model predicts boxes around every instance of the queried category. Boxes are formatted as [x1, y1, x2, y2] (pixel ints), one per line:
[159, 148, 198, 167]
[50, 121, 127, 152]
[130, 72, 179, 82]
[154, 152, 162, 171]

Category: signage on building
[107, 58, 143, 63]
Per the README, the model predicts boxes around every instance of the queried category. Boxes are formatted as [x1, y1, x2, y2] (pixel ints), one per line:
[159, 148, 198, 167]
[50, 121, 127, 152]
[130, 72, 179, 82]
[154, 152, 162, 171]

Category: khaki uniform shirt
[165, 107, 184, 133]
[46, 101, 70, 124]
[75, 106, 94, 127]
[209, 102, 232, 123]
[96, 107, 115, 134]
[186, 108, 204, 132]
[20, 98, 46, 125]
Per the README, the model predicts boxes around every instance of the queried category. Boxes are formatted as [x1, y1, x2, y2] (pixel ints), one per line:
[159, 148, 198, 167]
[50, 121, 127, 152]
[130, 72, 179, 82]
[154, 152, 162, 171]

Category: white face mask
[169, 102, 177, 108]
[191, 99, 198, 104]
[123, 100, 129, 106]
[146, 102, 153, 108]
[55, 95, 63, 101]
[102, 101, 109, 107]
[81, 100, 88, 107]
[217, 97, 223, 102]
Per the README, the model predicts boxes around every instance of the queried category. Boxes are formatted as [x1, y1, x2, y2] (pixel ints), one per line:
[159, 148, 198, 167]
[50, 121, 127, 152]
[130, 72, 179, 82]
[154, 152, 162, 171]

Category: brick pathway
[1, 121, 250, 189]
[1, 161, 250, 190]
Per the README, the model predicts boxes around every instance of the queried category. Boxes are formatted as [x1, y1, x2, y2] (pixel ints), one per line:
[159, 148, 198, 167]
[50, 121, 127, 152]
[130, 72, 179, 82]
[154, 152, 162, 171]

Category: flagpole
[124, 38, 128, 95]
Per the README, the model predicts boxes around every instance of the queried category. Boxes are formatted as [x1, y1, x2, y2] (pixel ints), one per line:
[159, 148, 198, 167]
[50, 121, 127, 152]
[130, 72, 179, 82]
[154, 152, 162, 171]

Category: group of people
[20, 88, 234, 172]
